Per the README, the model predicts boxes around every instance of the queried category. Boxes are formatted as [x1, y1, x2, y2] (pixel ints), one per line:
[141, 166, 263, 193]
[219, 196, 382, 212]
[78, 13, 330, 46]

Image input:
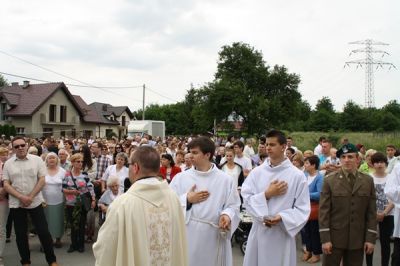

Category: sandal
[307, 255, 321, 264]
[302, 251, 312, 261]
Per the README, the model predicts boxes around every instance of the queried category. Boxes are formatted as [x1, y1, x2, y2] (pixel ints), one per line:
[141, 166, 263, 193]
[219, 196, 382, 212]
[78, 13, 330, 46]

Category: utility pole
[142, 84, 145, 120]
[345, 39, 396, 108]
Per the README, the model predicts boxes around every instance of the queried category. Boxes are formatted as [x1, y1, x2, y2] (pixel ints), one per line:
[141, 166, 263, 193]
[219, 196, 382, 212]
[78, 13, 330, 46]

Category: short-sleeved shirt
[94, 155, 110, 180]
[3, 154, 47, 209]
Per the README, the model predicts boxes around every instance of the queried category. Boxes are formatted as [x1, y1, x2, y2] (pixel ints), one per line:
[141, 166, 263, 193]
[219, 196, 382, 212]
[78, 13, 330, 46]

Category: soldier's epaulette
[324, 171, 338, 179]
[356, 171, 372, 179]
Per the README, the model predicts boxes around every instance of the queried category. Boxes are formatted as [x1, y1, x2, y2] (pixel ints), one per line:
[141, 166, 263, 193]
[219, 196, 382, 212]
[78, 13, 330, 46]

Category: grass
[286, 131, 400, 153]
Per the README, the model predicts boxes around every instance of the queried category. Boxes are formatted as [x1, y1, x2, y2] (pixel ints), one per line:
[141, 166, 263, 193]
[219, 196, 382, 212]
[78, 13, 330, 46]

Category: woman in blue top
[302, 155, 324, 264]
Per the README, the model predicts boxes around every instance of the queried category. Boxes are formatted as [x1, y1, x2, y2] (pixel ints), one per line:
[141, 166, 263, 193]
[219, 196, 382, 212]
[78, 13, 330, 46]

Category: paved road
[3, 233, 383, 265]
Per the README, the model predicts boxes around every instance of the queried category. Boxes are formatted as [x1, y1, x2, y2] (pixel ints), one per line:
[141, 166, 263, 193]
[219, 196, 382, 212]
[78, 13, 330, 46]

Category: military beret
[336, 143, 358, 158]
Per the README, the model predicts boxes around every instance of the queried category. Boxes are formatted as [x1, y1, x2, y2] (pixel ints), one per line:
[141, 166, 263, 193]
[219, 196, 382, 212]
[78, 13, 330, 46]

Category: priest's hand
[322, 242, 333, 254]
[219, 214, 231, 230]
[265, 180, 288, 200]
[263, 215, 281, 227]
[364, 242, 374, 255]
[187, 185, 210, 204]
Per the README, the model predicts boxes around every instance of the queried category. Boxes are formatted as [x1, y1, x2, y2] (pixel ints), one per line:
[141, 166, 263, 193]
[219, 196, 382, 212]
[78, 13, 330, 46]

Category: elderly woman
[101, 152, 129, 193]
[28, 146, 39, 156]
[62, 153, 95, 253]
[0, 147, 9, 262]
[43, 152, 66, 248]
[160, 153, 181, 183]
[98, 176, 123, 225]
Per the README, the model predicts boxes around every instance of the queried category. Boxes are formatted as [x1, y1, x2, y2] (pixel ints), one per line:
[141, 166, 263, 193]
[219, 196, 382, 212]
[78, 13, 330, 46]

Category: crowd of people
[0, 132, 399, 266]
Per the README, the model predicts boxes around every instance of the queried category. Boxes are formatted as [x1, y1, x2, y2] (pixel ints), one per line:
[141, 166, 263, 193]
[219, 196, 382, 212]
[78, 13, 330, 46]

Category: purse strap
[70, 171, 88, 191]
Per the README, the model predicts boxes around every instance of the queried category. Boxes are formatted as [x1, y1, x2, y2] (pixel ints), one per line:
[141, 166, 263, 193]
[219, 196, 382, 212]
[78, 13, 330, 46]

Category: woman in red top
[160, 154, 181, 183]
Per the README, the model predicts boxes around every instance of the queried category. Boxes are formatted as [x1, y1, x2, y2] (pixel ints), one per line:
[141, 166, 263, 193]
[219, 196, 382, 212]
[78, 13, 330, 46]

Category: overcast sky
[1, 0, 398, 112]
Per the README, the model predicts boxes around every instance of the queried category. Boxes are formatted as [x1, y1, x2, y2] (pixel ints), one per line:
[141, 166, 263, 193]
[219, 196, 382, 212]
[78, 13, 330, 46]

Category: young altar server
[241, 129, 310, 266]
[170, 136, 240, 266]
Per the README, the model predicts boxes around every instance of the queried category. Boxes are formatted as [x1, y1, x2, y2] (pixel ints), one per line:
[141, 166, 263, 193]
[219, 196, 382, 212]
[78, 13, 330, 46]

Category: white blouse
[43, 167, 66, 205]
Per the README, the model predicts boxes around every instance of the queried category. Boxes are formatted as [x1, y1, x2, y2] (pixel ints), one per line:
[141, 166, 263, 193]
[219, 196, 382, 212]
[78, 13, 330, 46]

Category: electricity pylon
[345, 39, 396, 108]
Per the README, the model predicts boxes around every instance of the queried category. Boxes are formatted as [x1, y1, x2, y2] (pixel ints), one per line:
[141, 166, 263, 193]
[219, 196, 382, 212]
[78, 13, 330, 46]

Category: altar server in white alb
[170, 136, 240, 266]
[241, 129, 310, 266]
[385, 163, 400, 266]
[93, 146, 188, 266]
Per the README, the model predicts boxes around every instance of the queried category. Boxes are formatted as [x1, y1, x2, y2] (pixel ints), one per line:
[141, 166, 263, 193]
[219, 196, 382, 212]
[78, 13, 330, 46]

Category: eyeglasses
[74, 160, 83, 163]
[13, 144, 26, 149]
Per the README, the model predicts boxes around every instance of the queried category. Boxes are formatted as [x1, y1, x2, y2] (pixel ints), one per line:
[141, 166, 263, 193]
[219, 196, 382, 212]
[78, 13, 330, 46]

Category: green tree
[309, 97, 337, 131]
[380, 111, 400, 131]
[201, 42, 302, 134]
[382, 100, 400, 118]
[340, 100, 366, 131]
[0, 74, 8, 87]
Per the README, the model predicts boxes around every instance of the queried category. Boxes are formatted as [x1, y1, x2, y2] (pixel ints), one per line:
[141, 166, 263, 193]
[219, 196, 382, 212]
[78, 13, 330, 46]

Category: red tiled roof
[72, 95, 115, 124]
[0, 82, 83, 116]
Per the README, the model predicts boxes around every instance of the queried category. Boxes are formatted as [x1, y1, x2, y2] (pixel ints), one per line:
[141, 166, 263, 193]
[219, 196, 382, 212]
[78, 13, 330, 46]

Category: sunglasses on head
[13, 144, 26, 149]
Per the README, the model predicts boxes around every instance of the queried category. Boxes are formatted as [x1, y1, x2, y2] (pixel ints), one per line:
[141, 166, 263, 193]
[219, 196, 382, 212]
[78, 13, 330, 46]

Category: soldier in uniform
[319, 143, 377, 266]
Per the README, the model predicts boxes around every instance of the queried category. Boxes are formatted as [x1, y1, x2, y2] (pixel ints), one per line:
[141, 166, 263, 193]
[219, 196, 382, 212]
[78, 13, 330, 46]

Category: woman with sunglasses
[113, 145, 124, 164]
[62, 153, 95, 253]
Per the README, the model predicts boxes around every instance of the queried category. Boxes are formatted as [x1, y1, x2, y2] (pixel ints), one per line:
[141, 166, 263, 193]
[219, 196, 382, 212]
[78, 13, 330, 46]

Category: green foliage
[0, 124, 16, 138]
[290, 131, 400, 153]
[0, 74, 8, 87]
[132, 42, 399, 135]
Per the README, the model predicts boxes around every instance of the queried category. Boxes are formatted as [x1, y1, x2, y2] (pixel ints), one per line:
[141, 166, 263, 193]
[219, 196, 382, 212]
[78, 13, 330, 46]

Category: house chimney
[11, 82, 19, 86]
[22, 80, 30, 88]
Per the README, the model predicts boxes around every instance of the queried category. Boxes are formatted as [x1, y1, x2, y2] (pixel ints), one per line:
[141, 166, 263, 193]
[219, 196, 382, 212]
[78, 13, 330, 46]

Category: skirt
[44, 202, 65, 238]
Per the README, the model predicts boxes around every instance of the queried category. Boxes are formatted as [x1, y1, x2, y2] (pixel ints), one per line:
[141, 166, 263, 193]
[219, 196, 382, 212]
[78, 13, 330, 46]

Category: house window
[60, 105, 67, 122]
[0, 103, 7, 121]
[121, 116, 126, 126]
[60, 131, 66, 137]
[16, 127, 25, 135]
[43, 128, 53, 137]
[49, 105, 57, 122]
[71, 128, 76, 138]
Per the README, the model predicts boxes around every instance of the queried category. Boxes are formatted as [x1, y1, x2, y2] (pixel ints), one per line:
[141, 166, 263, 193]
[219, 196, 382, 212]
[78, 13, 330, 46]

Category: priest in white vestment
[170, 137, 240, 266]
[241, 130, 310, 266]
[93, 146, 188, 266]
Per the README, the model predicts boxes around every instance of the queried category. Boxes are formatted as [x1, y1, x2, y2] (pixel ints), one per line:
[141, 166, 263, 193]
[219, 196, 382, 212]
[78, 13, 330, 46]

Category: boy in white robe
[93, 146, 188, 266]
[170, 136, 240, 266]
[241, 129, 310, 266]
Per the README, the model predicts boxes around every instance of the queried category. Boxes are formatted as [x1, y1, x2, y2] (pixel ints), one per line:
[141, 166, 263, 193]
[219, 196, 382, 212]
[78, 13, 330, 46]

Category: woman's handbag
[309, 201, 319, 221]
[80, 192, 92, 212]
[71, 173, 92, 212]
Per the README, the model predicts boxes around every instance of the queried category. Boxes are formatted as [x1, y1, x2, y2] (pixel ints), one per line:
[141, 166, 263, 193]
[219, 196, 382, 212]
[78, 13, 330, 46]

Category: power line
[0, 71, 143, 103]
[146, 87, 180, 103]
[0, 71, 142, 89]
[0, 50, 143, 89]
